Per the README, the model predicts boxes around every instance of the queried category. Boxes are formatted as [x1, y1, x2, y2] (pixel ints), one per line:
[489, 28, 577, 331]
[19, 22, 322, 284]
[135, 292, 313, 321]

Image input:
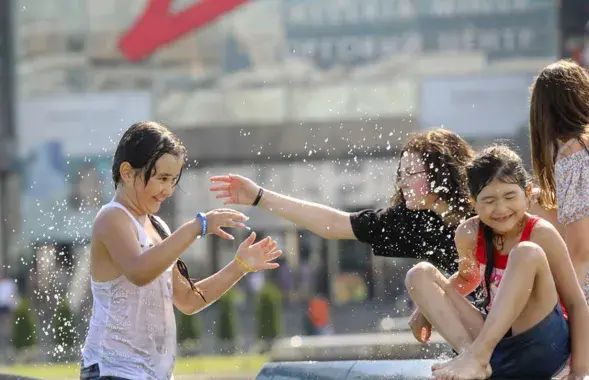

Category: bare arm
[414, 219, 481, 319]
[533, 221, 589, 374]
[258, 188, 354, 239]
[210, 174, 355, 239]
[95, 208, 246, 287]
[565, 218, 589, 290]
[448, 218, 482, 296]
[173, 232, 282, 315]
[173, 261, 246, 315]
[95, 209, 202, 287]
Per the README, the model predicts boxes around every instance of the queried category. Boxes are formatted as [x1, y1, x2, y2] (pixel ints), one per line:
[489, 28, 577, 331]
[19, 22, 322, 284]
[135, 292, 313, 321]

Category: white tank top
[81, 201, 176, 380]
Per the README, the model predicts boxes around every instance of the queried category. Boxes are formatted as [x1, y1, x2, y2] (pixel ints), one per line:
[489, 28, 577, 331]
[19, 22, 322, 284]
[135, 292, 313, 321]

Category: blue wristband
[195, 212, 207, 237]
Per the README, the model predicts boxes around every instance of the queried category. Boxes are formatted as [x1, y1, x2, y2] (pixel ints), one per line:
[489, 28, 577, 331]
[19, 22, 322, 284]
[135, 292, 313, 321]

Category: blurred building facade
[0, 0, 18, 278]
[5, 0, 572, 336]
[561, 0, 589, 66]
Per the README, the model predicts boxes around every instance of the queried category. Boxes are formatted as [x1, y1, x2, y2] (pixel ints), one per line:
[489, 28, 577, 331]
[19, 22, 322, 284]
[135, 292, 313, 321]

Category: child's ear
[120, 162, 134, 183]
[525, 183, 534, 198]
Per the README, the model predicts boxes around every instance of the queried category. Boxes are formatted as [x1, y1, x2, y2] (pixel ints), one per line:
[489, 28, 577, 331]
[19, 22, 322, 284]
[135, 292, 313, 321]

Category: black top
[350, 205, 460, 274]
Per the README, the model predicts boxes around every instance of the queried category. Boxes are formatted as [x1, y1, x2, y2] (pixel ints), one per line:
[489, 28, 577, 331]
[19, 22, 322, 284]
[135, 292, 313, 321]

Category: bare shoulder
[455, 216, 479, 248]
[457, 216, 479, 237]
[93, 207, 137, 239]
[529, 195, 563, 230]
[531, 217, 559, 234]
[529, 217, 564, 247]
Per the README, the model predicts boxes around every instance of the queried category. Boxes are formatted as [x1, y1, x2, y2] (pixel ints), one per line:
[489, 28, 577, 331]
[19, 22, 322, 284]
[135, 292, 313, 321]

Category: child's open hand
[234, 232, 282, 273]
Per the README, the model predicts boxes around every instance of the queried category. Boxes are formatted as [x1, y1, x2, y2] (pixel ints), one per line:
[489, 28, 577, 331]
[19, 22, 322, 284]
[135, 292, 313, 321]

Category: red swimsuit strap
[475, 215, 540, 264]
[520, 215, 540, 242]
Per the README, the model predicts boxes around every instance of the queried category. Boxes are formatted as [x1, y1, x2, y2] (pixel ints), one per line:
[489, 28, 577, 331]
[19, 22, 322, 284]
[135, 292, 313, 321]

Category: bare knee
[405, 261, 437, 289]
[509, 241, 547, 265]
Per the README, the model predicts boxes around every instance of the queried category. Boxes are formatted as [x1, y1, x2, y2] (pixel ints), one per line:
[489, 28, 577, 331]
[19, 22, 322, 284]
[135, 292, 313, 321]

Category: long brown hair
[529, 59, 589, 209]
[390, 128, 474, 219]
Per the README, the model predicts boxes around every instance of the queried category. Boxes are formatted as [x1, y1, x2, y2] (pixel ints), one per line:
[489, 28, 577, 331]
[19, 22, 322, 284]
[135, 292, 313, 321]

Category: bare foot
[432, 353, 460, 371]
[432, 356, 457, 371]
[432, 352, 492, 380]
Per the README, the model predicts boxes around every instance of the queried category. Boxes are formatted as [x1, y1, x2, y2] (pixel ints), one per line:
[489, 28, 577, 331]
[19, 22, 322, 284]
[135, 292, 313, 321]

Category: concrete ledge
[256, 360, 568, 380]
[269, 332, 452, 362]
[256, 360, 438, 380]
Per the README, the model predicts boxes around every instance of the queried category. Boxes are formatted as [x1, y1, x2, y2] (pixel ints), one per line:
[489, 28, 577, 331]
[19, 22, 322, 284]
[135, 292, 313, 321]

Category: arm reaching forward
[210, 174, 355, 239]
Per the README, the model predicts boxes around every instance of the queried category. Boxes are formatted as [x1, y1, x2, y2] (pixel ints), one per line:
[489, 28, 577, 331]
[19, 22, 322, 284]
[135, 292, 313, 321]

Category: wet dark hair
[112, 121, 186, 189]
[113, 121, 205, 302]
[391, 128, 474, 219]
[529, 59, 589, 209]
[466, 145, 530, 310]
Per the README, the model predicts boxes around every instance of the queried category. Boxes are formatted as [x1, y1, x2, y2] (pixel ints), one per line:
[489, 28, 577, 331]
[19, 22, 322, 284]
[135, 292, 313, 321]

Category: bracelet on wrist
[252, 187, 264, 207]
[234, 256, 255, 273]
[195, 212, 207, 238]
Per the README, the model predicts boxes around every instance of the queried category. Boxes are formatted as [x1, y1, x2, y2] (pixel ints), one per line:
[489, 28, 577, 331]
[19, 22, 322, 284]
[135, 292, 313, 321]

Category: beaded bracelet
[234, 256, 256, 273]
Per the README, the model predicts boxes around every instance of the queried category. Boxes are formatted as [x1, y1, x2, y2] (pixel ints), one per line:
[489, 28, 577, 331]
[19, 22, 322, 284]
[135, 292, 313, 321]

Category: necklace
[493, 217, 526, 252]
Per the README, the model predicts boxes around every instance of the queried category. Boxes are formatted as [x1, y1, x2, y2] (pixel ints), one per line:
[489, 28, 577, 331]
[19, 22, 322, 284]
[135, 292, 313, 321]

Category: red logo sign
[118, 0, 251, 62]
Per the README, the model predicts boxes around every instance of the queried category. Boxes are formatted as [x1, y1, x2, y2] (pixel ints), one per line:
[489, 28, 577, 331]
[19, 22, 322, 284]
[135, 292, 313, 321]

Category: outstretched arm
[95, 208, 246, 287]
[95, 209, 199, 287]
[210, 174, 355, 239]
[173, 232, 282, 314]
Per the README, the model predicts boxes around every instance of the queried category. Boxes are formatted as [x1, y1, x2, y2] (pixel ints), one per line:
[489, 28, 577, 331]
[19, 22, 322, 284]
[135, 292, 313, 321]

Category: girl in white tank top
[80, 122, 282, 380]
